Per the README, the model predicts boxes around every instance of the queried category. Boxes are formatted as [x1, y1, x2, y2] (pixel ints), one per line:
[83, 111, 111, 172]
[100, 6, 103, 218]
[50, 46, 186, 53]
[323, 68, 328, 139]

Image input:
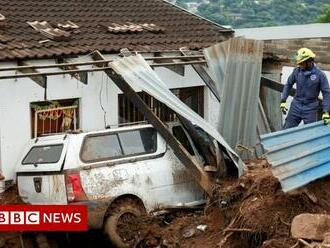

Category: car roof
[33, 124, 154, 143]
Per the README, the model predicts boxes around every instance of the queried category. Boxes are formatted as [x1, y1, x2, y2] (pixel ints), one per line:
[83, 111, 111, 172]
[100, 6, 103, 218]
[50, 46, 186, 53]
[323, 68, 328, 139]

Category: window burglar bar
[118, 87, 204, 124]
[34, 105, 78, 138]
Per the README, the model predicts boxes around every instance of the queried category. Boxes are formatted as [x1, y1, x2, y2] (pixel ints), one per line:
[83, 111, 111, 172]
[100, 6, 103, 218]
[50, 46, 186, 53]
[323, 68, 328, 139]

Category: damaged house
[0, 0, 233, 184]
[3, 1, 330, 247]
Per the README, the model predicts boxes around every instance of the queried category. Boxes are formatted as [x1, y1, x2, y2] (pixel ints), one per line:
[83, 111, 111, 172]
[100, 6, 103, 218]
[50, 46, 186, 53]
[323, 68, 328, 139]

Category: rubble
[196, 225, 207, 232]
[2, 159, 330, 248]
[291, 214, 330, 241]
[182, 226, 196, 239]
[119, 159, 330, 248]
[0, 186, 28, 248]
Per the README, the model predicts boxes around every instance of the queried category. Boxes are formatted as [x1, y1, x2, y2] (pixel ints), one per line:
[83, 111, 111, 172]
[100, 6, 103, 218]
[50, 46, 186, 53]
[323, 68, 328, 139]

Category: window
[118, 129, 156, 155]
[118, 86, 204, 124]
[80, 128, 157, 162]
[172, 126, 195, 155]
[31, 98, 79, 138]
[22, 144, 63, 164]
[82, 134, 123, 161]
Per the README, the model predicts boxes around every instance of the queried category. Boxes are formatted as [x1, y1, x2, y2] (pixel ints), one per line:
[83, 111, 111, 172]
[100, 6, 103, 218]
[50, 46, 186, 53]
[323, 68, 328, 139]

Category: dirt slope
[132, 159, 330, 248]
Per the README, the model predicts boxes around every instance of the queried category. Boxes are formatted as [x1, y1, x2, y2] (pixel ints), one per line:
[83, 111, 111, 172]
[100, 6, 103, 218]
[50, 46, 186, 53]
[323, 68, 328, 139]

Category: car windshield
[22, 144, 64, 164]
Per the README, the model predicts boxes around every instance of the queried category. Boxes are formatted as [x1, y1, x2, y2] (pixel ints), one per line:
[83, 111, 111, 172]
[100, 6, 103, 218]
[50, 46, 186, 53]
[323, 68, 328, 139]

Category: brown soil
[0, 185, 31, 248]
[0, 185, 24, 205]
[1, 159, 330, 248]
[130, 159, 330, 248]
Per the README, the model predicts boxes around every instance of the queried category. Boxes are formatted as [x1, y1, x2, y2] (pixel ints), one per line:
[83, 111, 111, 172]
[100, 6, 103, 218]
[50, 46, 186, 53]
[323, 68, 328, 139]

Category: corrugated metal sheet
[256, 99, 271, 157]
[257, 99, 271, 135]
[260, 73, 283, 132]
[204, 38, 264, 159]
[260, 121, 330, 192]
[110, 54, 244, 176]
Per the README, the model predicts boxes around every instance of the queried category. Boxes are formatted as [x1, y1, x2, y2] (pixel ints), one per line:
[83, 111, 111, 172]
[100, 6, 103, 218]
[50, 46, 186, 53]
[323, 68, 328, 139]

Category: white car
[17, 123, 211, 247]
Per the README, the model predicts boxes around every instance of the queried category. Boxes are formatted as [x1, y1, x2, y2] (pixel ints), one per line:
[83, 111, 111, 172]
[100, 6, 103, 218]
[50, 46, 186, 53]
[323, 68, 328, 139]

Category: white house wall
[204, 88, 221, 128]
[0, 55, 219, 181]
[0, 62, 45, 181]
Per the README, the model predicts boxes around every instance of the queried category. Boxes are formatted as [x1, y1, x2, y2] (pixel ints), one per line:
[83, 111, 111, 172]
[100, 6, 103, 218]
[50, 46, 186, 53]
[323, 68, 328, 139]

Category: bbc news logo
[0, 211, 82, 225]
[0, 205, 88, 231]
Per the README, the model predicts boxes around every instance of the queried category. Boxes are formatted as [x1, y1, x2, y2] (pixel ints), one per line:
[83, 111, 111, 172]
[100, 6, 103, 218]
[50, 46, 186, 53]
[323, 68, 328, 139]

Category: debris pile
[0, 185, 22, 205]
[128, 159, 330, 248]
[0, 185, 28, 248]
[2, 160, 330, 248]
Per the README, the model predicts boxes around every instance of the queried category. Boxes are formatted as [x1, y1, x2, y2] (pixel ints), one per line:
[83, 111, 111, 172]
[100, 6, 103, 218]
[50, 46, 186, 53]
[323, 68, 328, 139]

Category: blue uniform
[282, 64, 330, 129]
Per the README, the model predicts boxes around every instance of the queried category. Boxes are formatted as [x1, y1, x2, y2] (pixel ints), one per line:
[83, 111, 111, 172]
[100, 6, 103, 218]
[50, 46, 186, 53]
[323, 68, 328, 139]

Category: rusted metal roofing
[261, 121, 330, 192]
[0, 0, 233, 61]
[204, 38, 264, 159]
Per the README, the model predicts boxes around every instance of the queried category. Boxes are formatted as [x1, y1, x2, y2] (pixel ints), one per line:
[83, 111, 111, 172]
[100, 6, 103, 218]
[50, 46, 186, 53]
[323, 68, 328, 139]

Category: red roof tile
[0, 0, 233, 61]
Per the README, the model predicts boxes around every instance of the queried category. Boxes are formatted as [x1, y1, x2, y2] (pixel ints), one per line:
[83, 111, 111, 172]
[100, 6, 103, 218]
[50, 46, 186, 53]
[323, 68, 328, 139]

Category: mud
[128, 159, 330, 248]
[0, 185, 32, 248]
[2, 159, 330, 247]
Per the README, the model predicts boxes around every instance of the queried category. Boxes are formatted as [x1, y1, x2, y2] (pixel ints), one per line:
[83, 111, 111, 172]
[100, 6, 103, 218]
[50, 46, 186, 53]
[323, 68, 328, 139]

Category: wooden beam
[153, 52, 185, 76]
[90, 50, 108, 68]
[260, 76, 296, 96]
[92, 50, 214, 195]
[56, 58, 88, 84]
[101, 49, 217, 172]
[180, 48, 221, 102]
[17, 61, 46, 88]
[260, 76, 324, 105]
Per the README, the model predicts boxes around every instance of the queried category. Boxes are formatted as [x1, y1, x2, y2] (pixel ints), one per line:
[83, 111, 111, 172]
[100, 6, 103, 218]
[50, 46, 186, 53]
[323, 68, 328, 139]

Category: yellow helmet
[296, 48, 316, 64]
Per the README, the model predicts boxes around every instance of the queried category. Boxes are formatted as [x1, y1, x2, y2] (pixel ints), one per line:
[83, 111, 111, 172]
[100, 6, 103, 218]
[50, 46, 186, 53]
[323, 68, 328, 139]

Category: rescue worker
[280, 48, 330, 129]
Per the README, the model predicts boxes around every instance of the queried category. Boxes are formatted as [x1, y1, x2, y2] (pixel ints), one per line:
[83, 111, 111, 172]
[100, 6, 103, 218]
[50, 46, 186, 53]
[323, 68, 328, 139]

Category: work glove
[322, 112, 330, 125]
[280, 101, 288, 115]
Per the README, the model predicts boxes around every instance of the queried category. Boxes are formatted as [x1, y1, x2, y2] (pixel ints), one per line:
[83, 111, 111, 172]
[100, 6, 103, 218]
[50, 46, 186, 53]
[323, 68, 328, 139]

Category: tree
[176, 0, 188, 9]
[193, 0, 330, 28]
[318, 5, 330, 22]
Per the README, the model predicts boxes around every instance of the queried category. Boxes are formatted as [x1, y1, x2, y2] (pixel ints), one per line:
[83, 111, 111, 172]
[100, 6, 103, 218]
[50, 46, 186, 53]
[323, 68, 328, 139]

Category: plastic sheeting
[110, 54, 244, 176]
[204, 38, 264, 159]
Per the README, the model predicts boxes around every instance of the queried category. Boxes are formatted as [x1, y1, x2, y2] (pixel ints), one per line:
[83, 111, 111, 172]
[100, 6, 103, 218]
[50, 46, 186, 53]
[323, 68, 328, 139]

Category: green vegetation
[176, 0, 188, 9]
[175, 0, 330, 28]
[318, 4, 330, 23]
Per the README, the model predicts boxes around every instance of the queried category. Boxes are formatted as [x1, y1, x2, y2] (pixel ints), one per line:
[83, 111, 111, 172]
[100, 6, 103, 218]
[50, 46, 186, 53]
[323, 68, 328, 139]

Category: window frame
[79, 127, 158, 163]
[30, 98, 80, 138]
[118, 86, 204, 124]
[22, 144, 64, 165]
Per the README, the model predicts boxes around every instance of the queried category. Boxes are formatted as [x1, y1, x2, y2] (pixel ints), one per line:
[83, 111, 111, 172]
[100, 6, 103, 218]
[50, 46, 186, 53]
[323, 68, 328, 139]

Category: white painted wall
[0, 55, 215, 181]
[204, 88, 220, 128]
